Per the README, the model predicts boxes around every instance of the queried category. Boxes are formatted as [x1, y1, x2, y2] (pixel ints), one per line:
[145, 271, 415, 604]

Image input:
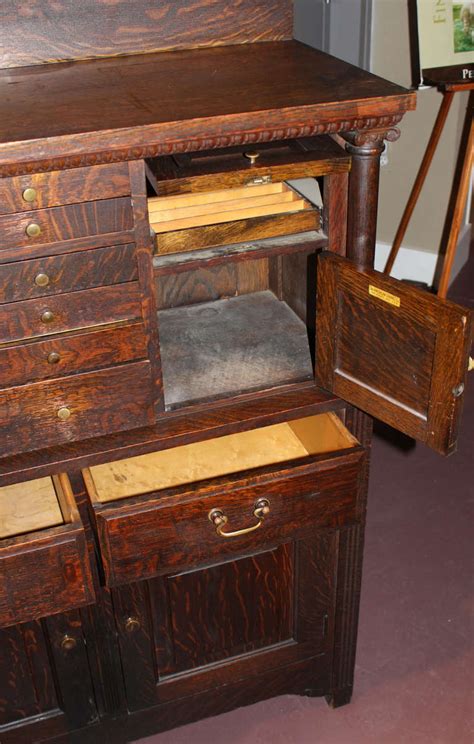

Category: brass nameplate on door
[368, 285, 401, 307]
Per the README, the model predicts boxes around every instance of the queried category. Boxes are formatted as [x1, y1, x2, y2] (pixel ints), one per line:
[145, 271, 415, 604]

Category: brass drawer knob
[47, 351, 61, 365]
[124, 617, 141, 633]
[244, 151, 260, 165]
[41, 309, 55, 323]
[57, 407, 71, 421]
[22, 187, 37, 203]
[208, 498, 270, 539]
[26, 223, 41, 238]
[34, 272, 50, 287]
[60, 634, 77, 652]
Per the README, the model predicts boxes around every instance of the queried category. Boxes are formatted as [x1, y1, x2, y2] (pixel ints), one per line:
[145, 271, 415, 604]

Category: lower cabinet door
[0, 610, 98, 741]
[113, 532, 338, 712]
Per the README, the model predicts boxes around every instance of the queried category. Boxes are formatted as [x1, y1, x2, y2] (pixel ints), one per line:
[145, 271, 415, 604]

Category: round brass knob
[34, 272, 50, 287]
[124, 616, 141, 633]
[26, 223, 41, 238]
[47, 351, 61, 365]
[60, 634, 77, 652]
[57, 407, 71, 421]
[22, 187, 37, 203]
[244, 151, 260, 165]
[41, 309, 55, 323]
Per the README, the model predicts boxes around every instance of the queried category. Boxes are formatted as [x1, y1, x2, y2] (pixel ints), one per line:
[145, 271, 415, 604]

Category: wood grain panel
[0, 621, 58, 726]
[0, 282, 142, 344]
[91, 450, 362, 585]
[154, 210, 319, 255]
[155, 259, 268, 310]
[0, 243, 137, 304]
[0, 323, 148, 388]
[0, 1, 293, 68]
[316, 252, 473, 454]
[0, 162, 130, 214]
[114, 533, 336, 709]
[0, 361, 155, 458]
[0, 198, 133, 253]
[159, 545, 294, 674]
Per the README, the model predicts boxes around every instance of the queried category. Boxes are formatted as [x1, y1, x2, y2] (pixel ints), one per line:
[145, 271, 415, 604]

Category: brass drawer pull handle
[244, 151, 260, 165]
[124, 616, 141, 633]
[57, 406, 71, 421]
[22, 187, 37, 203]
[208, 498, 270, 538]
[41, 309, 55, 323]
[26, 223, 41, 238]
[60, 634, 77, 652]
[47, 351, 61, 365]
[35, 272, 50, 287]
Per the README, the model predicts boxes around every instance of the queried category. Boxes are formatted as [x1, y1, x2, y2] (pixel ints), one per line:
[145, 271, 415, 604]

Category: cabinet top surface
[0, 41, 415, 173]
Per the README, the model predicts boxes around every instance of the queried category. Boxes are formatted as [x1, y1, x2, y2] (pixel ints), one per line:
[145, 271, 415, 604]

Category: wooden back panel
[0, 0, 293, 69]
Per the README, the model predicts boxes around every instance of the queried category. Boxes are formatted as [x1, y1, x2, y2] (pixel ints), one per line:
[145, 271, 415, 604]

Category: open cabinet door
[316, 252, 472, 455]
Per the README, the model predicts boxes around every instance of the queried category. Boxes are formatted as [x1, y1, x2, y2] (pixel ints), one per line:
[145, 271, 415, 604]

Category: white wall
[371, 0, 471, 283]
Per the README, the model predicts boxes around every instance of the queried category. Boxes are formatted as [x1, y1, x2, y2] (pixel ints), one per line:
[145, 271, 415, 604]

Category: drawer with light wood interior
[84, 411, 365, 586]
[0, 473, 94, 628]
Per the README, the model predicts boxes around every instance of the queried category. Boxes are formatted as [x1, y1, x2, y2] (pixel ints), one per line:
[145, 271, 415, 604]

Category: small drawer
[0, 473, 94, 627]
[0, 197, 133, 253]
[0, 282, 142, 344]
[84, 412, 364, 586]
[0, 322, 148, 388]
[0, 243, 138, 304]
[148, 182, 320, 255]
[0, 162, 131, 215]
[146, 136, 351, 196]
[0, 360, 155, 458]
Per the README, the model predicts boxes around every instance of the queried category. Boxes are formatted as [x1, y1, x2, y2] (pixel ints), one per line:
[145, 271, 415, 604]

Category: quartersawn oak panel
[160, 544, 294, 674]
[0, 197, 133, 252]
[0, 323, 148, 388]
[0, 162, 130, 214]
[316, 252, 472, 454]
[0, 361, 155, 457]
[113, 533, 337, 708]
[0, 282, 142, 344]
[0, 1, 293, 68]
[0, 243, 138, 304]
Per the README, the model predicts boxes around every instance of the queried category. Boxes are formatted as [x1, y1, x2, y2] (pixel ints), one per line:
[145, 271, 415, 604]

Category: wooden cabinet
[0, 612, 98, 742]
[0, 2, 470, 742]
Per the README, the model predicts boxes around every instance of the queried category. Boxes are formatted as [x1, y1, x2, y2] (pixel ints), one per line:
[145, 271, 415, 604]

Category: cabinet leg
[325, 686, 353, 708]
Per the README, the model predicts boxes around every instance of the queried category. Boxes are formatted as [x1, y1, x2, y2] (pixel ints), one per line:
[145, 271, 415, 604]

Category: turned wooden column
[342, 128, 401, 268]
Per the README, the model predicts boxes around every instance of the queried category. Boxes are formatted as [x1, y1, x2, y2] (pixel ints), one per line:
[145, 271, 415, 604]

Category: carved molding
[342, 125, 402, 155]
[0, 113, 406, 177]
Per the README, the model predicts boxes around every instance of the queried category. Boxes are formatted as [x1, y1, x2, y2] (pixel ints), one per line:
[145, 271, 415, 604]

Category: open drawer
[148, 181, 320, 254]
[84, 412, 365, 586]
[0, 473, 94, 628]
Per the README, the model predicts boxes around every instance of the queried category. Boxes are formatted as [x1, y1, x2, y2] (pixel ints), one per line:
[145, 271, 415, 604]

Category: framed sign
[410, 0, 474, 86]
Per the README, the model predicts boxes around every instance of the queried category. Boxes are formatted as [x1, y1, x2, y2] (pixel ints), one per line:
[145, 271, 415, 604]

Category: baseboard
[374, 226, 471, 286]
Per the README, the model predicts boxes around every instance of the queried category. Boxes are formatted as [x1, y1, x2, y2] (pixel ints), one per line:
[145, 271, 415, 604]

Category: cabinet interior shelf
[159, 290, 314, 409]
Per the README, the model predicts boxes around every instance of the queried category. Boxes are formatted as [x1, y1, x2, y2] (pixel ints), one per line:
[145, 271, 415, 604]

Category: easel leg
[384, 90, 454, 275]
[437, 99, 473, 299]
